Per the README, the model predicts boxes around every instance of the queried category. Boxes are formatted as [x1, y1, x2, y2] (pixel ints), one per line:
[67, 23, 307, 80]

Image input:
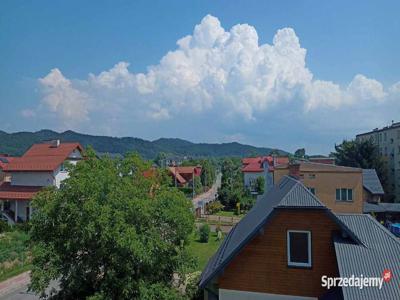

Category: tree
[198, 224, 210, 243]
[294, 148, 306, 158]
[255, 176, 265, 194]
[332, 139, 389, 195]
[29, 149, 195, 299]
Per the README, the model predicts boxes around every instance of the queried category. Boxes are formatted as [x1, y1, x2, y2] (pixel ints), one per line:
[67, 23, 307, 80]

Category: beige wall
[273, 168, 363, 214]
[301, 171, 363, 214]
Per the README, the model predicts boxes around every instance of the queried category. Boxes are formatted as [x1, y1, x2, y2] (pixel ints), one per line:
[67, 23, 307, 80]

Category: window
[60, 163, 66, 172]
[336, 188, 353, 201]
[308, 174, 316, 179]
[287, 230, 311, 267]
[307, 187, 316, 195]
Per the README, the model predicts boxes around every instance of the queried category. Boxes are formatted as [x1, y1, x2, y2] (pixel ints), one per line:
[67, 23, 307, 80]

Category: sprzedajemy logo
[321, 269, 393, 290]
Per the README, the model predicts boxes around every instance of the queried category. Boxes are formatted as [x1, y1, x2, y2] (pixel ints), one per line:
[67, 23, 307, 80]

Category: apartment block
[356, 121, 400, 202]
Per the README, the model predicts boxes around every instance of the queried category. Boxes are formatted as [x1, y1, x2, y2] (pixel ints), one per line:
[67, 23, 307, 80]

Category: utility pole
[192, 168, 195, 199]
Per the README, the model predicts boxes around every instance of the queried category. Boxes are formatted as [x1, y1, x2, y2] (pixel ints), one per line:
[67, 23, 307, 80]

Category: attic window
[287, 230, 312, 268]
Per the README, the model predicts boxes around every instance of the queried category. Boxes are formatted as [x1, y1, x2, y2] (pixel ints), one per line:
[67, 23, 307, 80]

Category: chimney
[45, 139, 60, 148]
[289, 162, 301, 179]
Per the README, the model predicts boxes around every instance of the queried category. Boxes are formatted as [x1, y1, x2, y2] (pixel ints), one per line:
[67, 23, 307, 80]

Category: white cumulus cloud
[31, 14, 399, 140]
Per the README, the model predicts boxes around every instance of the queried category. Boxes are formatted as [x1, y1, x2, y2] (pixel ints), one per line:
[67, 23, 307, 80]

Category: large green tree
[29, 150, 195, 299]
[218, 158, 255, 210]
[332, 139, 389, 194]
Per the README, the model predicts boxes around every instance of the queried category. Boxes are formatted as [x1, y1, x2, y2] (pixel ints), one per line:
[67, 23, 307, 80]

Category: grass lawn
[0, 230, 31, 282]
[187, 231, 223, 271]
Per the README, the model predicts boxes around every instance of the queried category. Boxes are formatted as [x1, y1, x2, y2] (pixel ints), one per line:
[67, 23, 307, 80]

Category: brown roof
[4, 143, 83, 172]
[23, 143, 83, 157]
[0, 182, 42, 200]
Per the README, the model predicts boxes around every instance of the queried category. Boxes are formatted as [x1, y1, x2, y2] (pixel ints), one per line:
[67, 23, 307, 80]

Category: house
[199, 176, 400, 300]
[0, 140, 84, 223]
[362, 169, 385, 203]
[273, 161, 364, 213]
[241, 156, 289, 195]
[168, 166, 202, 187]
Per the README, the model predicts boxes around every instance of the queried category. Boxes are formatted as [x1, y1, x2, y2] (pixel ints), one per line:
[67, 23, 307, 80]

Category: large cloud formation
[31, 15, 399, 151]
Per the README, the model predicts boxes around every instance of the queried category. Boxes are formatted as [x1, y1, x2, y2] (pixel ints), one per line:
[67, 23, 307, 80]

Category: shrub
[15, 222, 31, 233]
[207, 201, 224, 214]
[0, 220, 10, 233]
[199, 224, 210, 243]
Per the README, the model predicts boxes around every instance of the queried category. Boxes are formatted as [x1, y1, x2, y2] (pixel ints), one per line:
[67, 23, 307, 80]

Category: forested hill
[0, 130, 288, 159]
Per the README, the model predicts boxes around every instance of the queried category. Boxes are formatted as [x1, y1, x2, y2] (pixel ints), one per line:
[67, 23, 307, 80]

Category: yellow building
[274, 161, 363, 214]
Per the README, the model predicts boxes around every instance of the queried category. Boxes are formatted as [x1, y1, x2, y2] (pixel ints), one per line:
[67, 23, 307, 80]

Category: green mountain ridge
[0, 130, 289, 159]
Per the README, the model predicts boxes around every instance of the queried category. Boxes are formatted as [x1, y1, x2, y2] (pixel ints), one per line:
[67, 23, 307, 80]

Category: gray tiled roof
[364, 202, 400, 213]
[199, 176, 359, 289]
[363, 169, 384, 195]
[334, 214, 400, 300]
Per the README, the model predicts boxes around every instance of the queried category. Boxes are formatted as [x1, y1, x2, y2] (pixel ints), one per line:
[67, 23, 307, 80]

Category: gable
[218, 209, 341, 298]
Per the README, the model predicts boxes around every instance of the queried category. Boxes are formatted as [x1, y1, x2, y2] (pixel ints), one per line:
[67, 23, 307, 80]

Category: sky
[1, 0, 400, 154]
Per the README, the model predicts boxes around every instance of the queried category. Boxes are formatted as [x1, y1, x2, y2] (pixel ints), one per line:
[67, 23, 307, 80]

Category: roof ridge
[277, 176, 326, 208]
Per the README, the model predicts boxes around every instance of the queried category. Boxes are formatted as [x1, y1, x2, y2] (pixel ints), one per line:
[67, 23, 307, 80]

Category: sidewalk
[0, 272, 31, 298]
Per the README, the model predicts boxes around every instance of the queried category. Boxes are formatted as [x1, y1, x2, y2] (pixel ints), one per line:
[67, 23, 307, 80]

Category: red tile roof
[241, 156, 288, 173]
[3, 156, 66, 172]
[23, 143, 83, 157]
[4, 142, 83, 172]
[168, 166, 202, 184]
[0, 182, 42, 200]
[241, 163, 264, 172]
[0, 156, 15, 170]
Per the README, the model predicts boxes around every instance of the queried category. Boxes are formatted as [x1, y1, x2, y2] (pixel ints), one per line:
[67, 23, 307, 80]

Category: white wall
[244, 172, 264, 189]
[54, 167, 69, 188]
[219, 289, 317, 300]
[11, 172, 55, 187]
[68, 149, 82, 160]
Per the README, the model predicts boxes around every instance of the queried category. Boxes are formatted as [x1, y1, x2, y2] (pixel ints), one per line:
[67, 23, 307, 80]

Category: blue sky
[1, 0, 399, 154]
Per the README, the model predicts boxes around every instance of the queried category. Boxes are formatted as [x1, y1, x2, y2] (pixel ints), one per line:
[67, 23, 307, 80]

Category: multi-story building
[0, 140, 83, 223]
[356, 121, 400, 202]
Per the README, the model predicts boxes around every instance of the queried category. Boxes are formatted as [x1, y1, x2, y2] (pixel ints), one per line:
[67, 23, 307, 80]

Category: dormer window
[287, 230, 312, 267]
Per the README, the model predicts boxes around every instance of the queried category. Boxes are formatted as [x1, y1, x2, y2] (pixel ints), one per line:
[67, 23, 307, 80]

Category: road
[192, 173, 221, 212]
[0, 272, 58, 300]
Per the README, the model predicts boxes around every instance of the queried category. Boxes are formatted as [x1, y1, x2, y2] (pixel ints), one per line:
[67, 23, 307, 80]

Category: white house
[242, 156, 289, 195]
[0, 140, 83, 223]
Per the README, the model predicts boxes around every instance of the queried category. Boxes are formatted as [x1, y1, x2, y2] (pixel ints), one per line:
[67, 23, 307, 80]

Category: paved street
[192, 173, 221, 211]
[0, 272, 37, 300]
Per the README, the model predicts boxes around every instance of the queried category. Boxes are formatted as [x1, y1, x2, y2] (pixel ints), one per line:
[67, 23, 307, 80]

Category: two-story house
[273, 161, 364, 213]
[0, 140, 83, 223]
[242, 156, 289, 195]
[200, 176, 400, 300]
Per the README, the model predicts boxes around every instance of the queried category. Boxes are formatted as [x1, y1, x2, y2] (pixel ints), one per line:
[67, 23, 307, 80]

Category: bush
[199, 224, 210, 243]
[15, 222, 31, 233]
[208, 201, 224, 214]
[0, 220, 10, 233]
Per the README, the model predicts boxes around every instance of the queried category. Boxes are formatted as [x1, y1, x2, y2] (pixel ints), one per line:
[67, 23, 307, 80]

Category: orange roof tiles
[0, 182, 42, 200]
[4, 142, 83, 172]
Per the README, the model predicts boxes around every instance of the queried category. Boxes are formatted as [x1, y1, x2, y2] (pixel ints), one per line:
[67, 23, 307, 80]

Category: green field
[0, 230, 31, 282]
[187, 231, 223, 271]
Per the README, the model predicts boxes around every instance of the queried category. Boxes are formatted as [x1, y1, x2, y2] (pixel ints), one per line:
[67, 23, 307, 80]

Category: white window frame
[287, 230, 312, 268]
[335, 188, 353, 202]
